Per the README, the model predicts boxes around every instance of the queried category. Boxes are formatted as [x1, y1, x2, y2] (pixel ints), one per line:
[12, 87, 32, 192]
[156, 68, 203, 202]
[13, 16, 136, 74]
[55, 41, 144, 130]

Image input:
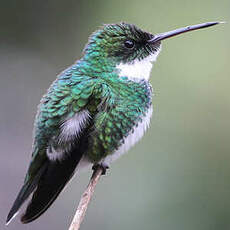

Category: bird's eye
[124, 40, 134, 49]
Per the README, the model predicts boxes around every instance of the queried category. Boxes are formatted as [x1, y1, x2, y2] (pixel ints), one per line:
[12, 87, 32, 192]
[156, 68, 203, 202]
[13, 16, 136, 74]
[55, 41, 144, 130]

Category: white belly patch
[102, 106, 153, 165]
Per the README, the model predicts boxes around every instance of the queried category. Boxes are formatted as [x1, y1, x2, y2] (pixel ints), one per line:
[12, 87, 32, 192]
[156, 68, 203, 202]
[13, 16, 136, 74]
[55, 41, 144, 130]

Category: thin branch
[68, 166, 103, 230]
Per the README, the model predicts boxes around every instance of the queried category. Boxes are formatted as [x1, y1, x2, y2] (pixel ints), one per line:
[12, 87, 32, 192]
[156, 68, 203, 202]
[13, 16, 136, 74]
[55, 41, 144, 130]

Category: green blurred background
[1, 0, 229, 229]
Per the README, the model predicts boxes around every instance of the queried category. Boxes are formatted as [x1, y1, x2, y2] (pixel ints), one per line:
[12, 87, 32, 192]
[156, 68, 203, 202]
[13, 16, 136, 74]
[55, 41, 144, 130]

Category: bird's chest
[102, 105, 153, 165]
[88, 79, 153, 163]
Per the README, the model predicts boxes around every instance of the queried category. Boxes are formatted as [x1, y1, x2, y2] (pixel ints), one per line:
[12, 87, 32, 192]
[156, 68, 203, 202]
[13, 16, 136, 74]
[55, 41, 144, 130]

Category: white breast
[116, 47, 161, 80]
[102, 106, 153, 165]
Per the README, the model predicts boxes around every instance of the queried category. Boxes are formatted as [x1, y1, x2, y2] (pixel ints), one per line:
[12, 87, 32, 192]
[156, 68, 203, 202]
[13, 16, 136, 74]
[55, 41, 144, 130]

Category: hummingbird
[7, 21, 221, 224]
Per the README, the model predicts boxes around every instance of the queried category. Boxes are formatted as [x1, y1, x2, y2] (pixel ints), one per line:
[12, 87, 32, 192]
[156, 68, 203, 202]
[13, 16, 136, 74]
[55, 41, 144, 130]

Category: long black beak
[149, 21, 224, 43]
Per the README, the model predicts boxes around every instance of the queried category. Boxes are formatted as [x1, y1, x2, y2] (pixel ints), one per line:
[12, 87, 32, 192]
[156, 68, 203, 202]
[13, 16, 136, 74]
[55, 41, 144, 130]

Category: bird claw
[92, 163, 109, 175]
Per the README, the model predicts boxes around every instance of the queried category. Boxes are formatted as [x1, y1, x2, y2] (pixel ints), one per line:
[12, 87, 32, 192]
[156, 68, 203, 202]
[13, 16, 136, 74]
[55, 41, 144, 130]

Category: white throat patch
[116, 47, 161, 80]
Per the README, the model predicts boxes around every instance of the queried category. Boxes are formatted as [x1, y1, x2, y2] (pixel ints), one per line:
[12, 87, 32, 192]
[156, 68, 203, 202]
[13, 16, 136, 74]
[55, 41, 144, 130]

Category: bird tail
[6, 162, 48, 225]
[6, 148, 84, 224]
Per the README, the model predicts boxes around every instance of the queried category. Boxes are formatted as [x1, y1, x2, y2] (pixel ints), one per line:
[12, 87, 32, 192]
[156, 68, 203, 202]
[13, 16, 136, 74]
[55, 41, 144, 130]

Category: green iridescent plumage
[7, 20, 221, 225]
[31, 63, 152, 171]
[7, 22, 158, 224]
[88, 77, 152, 161]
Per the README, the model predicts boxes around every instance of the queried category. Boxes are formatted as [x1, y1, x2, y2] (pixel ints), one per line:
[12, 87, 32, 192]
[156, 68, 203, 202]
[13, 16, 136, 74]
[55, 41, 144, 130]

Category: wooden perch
[68, 166, 104, 230]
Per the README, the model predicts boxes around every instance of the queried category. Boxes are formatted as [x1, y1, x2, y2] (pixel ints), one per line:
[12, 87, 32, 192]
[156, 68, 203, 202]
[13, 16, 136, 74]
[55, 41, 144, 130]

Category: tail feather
[6, 163, 48, 225]
[7, 117, 91, 224]
[21, 153, 81, 223]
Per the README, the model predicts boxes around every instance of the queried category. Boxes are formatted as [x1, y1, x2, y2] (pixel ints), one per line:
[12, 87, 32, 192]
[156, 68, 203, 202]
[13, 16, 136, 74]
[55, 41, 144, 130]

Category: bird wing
[7, 69, 104, 224]
[27, 73, 98, 181]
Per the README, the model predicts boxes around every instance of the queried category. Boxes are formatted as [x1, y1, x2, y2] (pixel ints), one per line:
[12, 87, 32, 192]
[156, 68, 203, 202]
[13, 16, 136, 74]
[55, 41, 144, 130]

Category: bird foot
[92, 163, 109, 175]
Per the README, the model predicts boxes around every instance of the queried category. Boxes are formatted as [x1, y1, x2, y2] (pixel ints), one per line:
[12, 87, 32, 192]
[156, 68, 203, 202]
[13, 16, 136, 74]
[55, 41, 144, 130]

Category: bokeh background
[1, 0, 230, 229]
